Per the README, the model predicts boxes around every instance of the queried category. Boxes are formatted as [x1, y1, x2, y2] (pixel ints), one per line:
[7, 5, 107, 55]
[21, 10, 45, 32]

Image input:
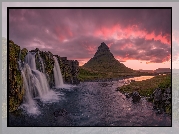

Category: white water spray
[25, 52, 36, 70]
[21, 52, 59, 115]
[53, 56, 64, 88]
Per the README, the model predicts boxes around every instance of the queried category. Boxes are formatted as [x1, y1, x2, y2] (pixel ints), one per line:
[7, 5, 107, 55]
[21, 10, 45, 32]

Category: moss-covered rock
[58, 56, 79, 84]
[20, 48, 28, 62]
[9, 40, 25, 112]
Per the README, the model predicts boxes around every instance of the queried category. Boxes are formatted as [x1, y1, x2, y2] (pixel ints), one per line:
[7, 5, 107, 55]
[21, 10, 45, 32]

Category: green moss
[117, 74, 171, 97]
[165, 103, 171, 115]
[9, 40, 25, 112]
[20, 48, 28, 61]
[117, 74, 171, 115]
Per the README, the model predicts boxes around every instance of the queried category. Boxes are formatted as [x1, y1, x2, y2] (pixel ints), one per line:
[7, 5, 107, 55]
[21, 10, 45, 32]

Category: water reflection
[126, 76, 154, 81]
[117, 76, 154, 86]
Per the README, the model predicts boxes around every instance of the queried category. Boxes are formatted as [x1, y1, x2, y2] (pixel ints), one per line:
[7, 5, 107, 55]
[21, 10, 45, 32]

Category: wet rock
[150, 87, 171, 114]
[125, 92, 133, 98]
[9, 41, 25, 112]
[58, 56, 79, 84]
[54, 109, 68, 117]
[156, 109, 163, 114]
[132, 91, 141, 103]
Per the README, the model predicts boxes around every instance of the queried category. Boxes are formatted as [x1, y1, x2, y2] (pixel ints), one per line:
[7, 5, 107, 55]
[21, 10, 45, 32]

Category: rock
[54, 109, 68, 117]
[150, 87, 171, 114]
[132, 91, 141, 103]
[156, 109, 163, 114]
[125, 92, 133, 98]
[9, 41, 25, 112]
[153, 89, 162, 102]
[58, 56, 79, 84]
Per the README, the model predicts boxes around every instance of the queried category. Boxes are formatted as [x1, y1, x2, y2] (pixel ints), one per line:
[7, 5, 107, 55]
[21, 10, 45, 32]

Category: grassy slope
[78, 66, 155, 82]
[117, 74, 171, 97]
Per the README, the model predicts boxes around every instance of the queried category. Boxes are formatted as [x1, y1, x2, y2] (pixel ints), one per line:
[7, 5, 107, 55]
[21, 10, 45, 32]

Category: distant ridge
[83, 42, 133, 73]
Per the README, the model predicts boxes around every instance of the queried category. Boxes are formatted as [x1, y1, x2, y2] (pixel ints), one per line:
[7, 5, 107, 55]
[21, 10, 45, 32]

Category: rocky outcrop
[148, 87, 171, 114]
[9, 40, 25, 112]
[123, 87, 171, 114]
[56, 56, 79, 84]
[9, 40, 79, 112]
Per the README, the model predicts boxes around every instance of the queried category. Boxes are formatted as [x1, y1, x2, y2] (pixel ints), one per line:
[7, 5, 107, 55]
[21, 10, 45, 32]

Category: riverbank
[117, 74, 171, 114]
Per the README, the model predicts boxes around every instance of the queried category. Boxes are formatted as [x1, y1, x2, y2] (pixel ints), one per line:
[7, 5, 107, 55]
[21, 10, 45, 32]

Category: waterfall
[21, 52, 59, 115]
[25, 52, 36, 70]
[37, 51, 45, 73]
[53, 56, 64, 88]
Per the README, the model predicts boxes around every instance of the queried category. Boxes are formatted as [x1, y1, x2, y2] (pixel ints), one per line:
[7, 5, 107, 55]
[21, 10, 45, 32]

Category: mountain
[83, 42, 133, 73]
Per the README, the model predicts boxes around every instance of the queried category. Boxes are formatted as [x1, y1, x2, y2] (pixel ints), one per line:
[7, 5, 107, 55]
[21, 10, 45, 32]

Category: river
[9, 77, 171, 127]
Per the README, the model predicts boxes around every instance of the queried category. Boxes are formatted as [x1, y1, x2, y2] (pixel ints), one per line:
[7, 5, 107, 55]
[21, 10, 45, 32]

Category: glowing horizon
[9, 9, 171, 70]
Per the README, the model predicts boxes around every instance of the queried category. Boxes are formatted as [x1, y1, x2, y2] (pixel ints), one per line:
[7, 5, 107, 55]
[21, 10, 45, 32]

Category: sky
[9, 8, 172, 70]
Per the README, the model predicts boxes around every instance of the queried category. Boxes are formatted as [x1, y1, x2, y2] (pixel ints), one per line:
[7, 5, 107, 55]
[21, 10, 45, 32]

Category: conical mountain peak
[83, 42, 133, 73]
[98, 42, 109, 50]
[93, 42, 114, 58]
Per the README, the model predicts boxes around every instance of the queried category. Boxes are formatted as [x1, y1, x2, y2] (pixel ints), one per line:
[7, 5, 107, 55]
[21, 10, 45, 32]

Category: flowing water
[9, 81, 171, 126]
[53, 56, 64, 88]
[19, 52, 59, 115]
[9, 53, 171, 126]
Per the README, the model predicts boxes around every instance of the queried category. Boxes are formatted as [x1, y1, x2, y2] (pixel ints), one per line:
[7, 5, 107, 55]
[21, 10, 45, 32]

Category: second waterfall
[53, 56, 64, 88]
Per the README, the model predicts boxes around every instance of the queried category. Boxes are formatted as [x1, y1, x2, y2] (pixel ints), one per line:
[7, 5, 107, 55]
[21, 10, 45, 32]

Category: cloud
[9, 9, 171, 64]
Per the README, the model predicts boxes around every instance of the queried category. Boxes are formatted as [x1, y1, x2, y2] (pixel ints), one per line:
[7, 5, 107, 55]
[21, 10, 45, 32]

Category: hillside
[83, 42, 134, 73]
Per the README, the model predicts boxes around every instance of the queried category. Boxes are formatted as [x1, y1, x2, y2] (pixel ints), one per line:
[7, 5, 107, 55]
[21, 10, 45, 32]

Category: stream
[9, 78, 171, 126]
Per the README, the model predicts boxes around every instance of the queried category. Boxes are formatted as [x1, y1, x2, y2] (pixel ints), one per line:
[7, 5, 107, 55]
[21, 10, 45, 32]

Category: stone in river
[132, 91, 141, 103]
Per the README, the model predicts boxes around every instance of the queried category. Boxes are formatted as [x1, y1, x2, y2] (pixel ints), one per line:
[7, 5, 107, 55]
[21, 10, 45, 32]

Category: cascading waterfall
[53, 56, 64, 88]
[20, 52, 59, 115]
[37, 51, 45, 73]
[25, 52, 37, 70]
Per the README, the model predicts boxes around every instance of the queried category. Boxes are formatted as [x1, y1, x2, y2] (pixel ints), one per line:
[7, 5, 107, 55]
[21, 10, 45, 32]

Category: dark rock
[156, 109, 163, 114]
[150, 87, 171, 114]
[54, 109, 68, 117]
[58, 56, 79, 84]
[132, 91, 141, 103]
[125, 92, 133, 98]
